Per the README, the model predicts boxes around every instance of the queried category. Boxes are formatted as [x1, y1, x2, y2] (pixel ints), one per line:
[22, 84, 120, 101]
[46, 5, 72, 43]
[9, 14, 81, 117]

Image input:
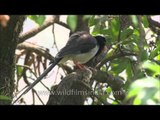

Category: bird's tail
[13, 58, 62, 104]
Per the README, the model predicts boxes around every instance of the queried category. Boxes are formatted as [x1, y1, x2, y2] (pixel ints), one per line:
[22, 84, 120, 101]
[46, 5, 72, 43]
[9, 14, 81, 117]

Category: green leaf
[106, 87, 112, 94]
[140, 50, 148, 62]
[110, 18, 120, 41]
[120, 28, 133, 41]
[142, 60, 160, 75]
[110, 58, 129, 75]
[127, 77, 160, 105]
[0, 95, 11, 101]
[133, 96, 141, 105]
[83, 15, 91, 21]
[126, 61, 133, 80]
[112, 101, 119, 105]
[100, 65, 107, 72]
[105, 48, 115, 59]
[67, 15, 78, 32]
[123, 41, 139, 53]
[17, 66, 23, 80]
[142, 16, 149, 28]
[130, 15, 138, 27]
[133, 87, 159, 105]
[136, 71, 145, 79]
[92, 25, 101, 35]
[132, 29, 140, 43]
[145, 69, 156, 76]
[88, 15, 95, 27]
[127, 86, 142, 98]
[155, 54, 160, 61]
[28, 15, 46, 26]
[140, 87, 158, 104]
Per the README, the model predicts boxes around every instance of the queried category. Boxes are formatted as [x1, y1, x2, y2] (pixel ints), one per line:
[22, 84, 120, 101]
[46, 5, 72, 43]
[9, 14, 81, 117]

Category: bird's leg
[76, 64, 85, 70]
[74, 61, 86, 70]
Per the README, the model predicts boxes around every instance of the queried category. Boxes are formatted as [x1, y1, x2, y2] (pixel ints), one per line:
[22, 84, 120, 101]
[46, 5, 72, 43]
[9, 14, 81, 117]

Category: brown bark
[0, 15, 26, 104]
[47, 68, 92, 105]
[46, 68, 125, 105]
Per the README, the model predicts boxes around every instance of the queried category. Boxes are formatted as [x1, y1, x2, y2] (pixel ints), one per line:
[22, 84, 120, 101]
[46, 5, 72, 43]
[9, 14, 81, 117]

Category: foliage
[0, 95, 11, 101]
[12, 15, 160, 105]
[67, 15, 78, 32]
[88, 15, 160, 105]
[28, 15, 46, 26]
[127, 77, 159, 105]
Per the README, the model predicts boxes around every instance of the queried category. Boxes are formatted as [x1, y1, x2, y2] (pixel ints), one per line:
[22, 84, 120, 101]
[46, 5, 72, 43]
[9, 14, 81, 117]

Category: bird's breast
[59, 45, 99, 64]
[71, 45, 99, 64]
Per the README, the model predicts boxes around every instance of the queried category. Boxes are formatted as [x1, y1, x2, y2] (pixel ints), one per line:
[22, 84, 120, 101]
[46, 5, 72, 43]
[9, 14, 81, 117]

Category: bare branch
[147, 16, 160, 35]
[55, 21, 70, 29]
[18, 15, 59, 43]
[32, 89, 35, 104]
[32, 88, 45, 105]
[17, 42, 54, 61]
[16, 64, 51, 92]
[52, 24, 59, 51]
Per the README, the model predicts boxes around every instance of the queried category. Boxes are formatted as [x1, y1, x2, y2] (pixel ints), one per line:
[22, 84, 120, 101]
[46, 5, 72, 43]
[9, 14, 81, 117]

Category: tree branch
[17, 42, 54, 61]
[147, 16, 160, 35]
[47, 68, 93, 105]
[55, 21, 70, 29]
[18, 15, 59, 43]
[92, 70, 125, 100]
[96, 52, 137, 69]
[47, 65, 126, 105]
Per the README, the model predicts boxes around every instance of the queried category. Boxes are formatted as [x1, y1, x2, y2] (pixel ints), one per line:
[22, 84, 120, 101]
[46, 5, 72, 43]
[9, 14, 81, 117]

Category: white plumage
[59, 45, 99, 64]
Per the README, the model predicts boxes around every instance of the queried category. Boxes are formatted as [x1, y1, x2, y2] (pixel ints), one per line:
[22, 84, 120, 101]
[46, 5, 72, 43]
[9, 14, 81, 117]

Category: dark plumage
[52, 31, 106, 66]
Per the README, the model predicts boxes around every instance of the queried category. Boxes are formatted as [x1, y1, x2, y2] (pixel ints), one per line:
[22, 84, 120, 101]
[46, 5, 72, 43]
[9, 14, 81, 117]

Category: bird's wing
[56, 32, 97, 59]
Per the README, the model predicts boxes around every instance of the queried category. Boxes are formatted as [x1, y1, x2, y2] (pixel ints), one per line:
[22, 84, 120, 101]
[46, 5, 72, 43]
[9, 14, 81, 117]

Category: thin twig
[52, 24, 59, 51]
[17, 42, 54, 61]
[147, 15, 160, 35]
[16, 64, 37, 78]
[16, 64, 51, 92]
[55, 21, 70, 29]
[54, 67, 60, 84]
[32, 89, 35, 104]
[18, 15, 58, 43]
[32, 88, 45, 105]
[14, 85, 28, 97]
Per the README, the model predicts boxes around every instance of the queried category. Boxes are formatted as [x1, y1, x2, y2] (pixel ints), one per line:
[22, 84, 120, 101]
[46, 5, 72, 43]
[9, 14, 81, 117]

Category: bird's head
[94, 35, 106, 56]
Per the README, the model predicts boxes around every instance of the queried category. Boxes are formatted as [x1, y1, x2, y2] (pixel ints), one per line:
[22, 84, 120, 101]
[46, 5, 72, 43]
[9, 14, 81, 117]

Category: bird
[51, 31, 106, 69]
[13, 31, 106, 104]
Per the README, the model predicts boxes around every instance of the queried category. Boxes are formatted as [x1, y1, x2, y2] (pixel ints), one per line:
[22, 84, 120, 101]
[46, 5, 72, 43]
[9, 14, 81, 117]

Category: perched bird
[13, 31, 106, 104]
[51, 31, 106, 69]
